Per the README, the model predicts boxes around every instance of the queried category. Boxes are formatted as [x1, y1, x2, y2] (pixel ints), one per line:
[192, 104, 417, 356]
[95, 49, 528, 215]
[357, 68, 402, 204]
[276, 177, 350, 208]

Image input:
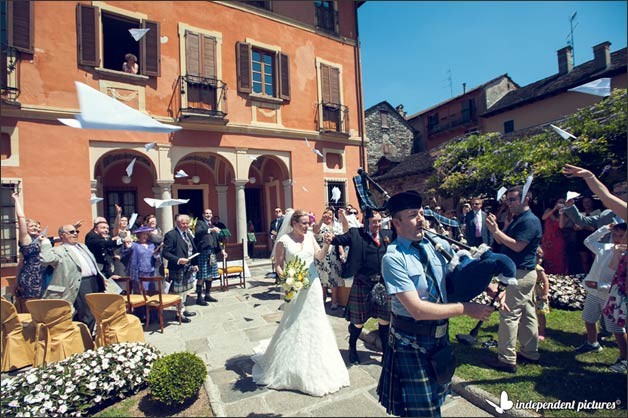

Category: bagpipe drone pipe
[352, 168, 517, 304]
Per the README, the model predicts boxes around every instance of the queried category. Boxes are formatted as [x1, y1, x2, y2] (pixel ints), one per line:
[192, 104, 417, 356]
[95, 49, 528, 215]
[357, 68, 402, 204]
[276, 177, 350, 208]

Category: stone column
[282, 179, 293, 210]
[215, 185, 229, 226]
[155, 180, 175, 232]
[233, 179, 249, 258]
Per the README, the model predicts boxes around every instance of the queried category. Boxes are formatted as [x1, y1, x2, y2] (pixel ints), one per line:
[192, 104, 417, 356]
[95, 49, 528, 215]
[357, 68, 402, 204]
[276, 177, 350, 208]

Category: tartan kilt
[169, 267, 194, 294]
[197, 251, 219, 280]
[377, 329, 451, 417]
[344, 278, 391, 324]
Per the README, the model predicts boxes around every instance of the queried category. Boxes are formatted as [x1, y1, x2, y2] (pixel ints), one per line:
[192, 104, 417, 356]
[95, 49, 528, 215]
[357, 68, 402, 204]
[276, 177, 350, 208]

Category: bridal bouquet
[278, 256, 310, 302]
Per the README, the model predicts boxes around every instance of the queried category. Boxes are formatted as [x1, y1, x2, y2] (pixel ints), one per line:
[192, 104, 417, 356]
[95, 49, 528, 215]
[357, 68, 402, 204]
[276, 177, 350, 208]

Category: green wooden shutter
[141, 19, 160, 76]
[7, 0, 34, 53]
[76, 4, 99, 67]
[278, 52, 290, 100]
[236, 42, 252, 94]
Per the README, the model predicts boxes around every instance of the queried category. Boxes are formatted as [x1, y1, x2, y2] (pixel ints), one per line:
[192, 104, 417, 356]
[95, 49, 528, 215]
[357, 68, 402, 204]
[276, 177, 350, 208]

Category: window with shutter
[7, 0, 34, 54]
[75, 4, 160, 77]
[319, 62, 343, 132]
[185, 30, 218, 111]
[237, 41, 288, 102]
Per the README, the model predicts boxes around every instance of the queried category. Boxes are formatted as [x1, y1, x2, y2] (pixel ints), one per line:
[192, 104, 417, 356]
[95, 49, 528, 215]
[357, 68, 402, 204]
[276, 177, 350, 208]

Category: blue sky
[358, 1, 627, 116]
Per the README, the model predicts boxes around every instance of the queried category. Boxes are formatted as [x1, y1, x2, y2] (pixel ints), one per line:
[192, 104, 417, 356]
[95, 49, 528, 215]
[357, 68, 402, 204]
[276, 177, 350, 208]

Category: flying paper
[40, 226, 48, 237]
[128, 28, 150, 41]
[246, 155, 258, 161]
[144, 142, 157, 152]
[302, 186, 309, 192]
[550, 124, 577, 140]
[304, 137, 311, 148]
[331, 186, 341, 203]
[568, 78, 611, 97]
[521, 174, 533, 204]
[90, 196, 104, 204]
[125, 158, 137, 177]
[313, 148, 324, 158]
[174, 169, 189, 178]
[127, 213, 138, 229]
[566, 191, 581, 201]
[58, 81, 182, 133]
[143, 198, 190, 208]
[496, 186, 507, 202]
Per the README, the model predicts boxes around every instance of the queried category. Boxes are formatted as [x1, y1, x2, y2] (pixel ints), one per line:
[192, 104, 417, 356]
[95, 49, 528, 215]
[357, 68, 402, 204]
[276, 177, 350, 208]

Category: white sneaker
[609, 359, 627, 373]
[574, 341, 602, 354]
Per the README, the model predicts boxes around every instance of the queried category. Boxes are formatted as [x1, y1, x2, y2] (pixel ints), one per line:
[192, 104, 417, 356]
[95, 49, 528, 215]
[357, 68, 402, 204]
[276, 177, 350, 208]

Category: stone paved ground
[144, 259, 495, 417]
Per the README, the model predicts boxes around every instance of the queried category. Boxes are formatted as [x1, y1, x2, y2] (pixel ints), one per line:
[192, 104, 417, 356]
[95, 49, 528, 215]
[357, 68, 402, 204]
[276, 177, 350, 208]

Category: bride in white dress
[252, 209, 350, 397]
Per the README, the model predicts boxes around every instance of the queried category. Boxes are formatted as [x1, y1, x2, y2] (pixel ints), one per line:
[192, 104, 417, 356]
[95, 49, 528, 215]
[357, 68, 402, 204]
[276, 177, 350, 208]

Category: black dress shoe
[205, 295, 218, 303]
[181, 316, 191, 323]
[183, 311, 197, 317]
[483, 356, 517, 373]
[196, 298, 209, 306]
[349, 348, 360, 365]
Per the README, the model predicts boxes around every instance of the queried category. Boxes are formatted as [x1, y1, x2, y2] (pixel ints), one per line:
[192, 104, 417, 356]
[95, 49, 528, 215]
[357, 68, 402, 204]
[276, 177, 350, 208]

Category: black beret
[386, 191, 423, 215]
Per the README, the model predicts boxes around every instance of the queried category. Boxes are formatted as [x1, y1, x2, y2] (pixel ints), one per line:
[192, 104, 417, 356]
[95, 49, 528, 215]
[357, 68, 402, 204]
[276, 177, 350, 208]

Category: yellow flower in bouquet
[277, 256, 310, 302]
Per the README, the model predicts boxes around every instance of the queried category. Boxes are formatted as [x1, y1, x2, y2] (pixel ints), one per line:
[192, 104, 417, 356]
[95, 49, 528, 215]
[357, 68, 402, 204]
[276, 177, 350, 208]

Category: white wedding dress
[252, 231, 350, 397]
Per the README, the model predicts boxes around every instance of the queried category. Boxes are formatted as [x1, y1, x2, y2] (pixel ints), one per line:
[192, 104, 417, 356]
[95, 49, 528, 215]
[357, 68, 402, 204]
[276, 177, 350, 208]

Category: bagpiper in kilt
[377, 191, 496, 417]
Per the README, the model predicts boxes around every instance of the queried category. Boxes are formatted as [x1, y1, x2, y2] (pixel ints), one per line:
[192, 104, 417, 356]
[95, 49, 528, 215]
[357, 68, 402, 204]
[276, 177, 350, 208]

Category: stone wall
[364, 103, 414, 174]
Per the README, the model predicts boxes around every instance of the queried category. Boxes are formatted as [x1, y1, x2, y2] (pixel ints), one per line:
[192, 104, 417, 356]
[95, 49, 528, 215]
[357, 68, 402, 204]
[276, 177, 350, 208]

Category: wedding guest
[485, 185, 542, 373]
[313, 208, 345, 309]
[330, 209, 393, 364]
[162, 214, 199, 322]
[541, 198, 567, 274]
[122, 53, 138, 74]
[534, 247, 550, 341]
[85, 218, 122, 279]
[121, 225, 160, 293]
[575, 196, 600, 273]
[12, 191, 46, 300]
[194, 208, 223, 305]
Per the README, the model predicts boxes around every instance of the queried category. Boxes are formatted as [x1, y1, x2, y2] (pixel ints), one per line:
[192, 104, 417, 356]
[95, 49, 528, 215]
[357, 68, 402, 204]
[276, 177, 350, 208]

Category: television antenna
[566, 12, 578, 64]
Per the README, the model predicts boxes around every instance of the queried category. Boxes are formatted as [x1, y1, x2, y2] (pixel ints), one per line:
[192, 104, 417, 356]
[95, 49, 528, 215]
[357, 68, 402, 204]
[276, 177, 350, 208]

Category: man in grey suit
[563, 181, 626, 231]
[40, 224, 117, 332]
[465, 197, 493, 247]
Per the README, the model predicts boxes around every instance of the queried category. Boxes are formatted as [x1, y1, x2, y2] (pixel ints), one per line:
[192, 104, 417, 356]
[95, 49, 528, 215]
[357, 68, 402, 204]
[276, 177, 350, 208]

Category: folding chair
[85, 293, 145, 347]
[138, 276, 183, 333]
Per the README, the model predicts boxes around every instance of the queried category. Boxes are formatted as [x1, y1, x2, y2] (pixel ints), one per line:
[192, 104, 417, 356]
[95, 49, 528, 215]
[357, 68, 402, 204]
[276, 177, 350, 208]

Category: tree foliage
[431, 89, 627, 203]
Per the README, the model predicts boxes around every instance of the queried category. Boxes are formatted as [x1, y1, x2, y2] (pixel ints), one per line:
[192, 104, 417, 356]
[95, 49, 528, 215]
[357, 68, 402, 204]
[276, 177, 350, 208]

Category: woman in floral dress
[12, 192, 46, 300]
[313, 208, 344, 309]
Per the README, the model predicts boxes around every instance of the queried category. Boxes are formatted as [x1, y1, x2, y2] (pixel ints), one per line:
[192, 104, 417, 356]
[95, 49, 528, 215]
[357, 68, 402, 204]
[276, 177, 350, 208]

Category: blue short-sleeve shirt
[501, 209, 542, 269]
[382, 236, 451, 317]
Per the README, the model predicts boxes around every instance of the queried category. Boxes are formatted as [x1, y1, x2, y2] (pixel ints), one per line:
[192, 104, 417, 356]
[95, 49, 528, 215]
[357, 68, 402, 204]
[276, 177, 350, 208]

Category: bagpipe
[352, 168, 517, 305]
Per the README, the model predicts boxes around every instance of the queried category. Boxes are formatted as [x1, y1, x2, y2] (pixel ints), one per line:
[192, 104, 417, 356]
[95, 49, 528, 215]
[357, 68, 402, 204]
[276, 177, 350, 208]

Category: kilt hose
[377, 328, 451, 417]
[344, 275, 391, 325]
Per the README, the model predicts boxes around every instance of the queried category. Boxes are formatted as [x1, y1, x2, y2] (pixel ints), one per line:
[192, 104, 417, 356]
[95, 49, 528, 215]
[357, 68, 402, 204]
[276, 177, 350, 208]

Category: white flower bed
[1, 342, 160, 417]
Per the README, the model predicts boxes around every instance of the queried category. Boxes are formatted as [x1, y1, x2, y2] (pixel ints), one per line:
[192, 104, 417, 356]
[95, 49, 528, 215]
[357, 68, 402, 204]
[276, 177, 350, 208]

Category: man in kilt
[329, 209, 393, 364]
[194, 209, 225, 305]
[378, 191, 494, 417]
[162, 214, 199, 322]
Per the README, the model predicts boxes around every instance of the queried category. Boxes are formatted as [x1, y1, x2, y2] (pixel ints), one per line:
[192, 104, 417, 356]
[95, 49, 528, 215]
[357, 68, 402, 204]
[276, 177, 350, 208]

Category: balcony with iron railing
[317, 102, 350, 136]
[169, 75, 228, 123]
[427, 115, 478, 135]
[1, 45, 20, 105]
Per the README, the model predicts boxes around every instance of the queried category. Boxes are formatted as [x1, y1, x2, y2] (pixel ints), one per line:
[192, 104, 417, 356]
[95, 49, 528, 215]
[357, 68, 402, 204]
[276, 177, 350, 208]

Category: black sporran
[429, 344, 456, 386]
[370, 282, 388, 306]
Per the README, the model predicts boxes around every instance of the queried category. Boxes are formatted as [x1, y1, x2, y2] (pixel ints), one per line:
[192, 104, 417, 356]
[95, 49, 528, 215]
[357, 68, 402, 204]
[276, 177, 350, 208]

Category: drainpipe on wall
[354, 2, 366, 170]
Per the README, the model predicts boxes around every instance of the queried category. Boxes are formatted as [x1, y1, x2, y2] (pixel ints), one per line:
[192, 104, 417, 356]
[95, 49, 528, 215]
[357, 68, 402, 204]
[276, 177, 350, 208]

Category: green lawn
[450, 309, 626, 417]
